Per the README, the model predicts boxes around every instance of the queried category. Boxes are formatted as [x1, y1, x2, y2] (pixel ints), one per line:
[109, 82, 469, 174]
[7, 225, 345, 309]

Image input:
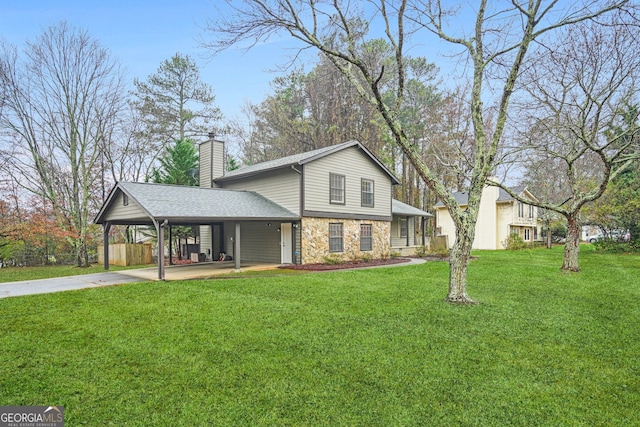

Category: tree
[0, 22, 126, 267]
[584, 105, 640, 243]
[149, 139, 199, 186]
[505, 12, 640, 271]
[132, 53, 224, 147]
[149, 138, 200, 260]
[205, 0, 627, 303]
[590, 167, 640, 241]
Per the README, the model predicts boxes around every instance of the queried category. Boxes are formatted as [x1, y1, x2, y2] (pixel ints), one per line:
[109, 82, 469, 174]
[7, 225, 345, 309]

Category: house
[94, 138, 432, 279]
[434, 183, 540, 250]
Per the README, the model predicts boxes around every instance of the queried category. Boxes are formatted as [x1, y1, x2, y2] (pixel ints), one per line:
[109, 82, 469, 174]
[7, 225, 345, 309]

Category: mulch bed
[281, 256, 448, 271]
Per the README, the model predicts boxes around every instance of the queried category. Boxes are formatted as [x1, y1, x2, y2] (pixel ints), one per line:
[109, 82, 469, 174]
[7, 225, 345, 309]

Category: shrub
[593, 238, 640, 253]
[322, 254, 344, 265]
[414, 245, 429, 257]
[360, 252, 373, 263]
[503, 233, 528, 250]
[430, 246, 450, 257]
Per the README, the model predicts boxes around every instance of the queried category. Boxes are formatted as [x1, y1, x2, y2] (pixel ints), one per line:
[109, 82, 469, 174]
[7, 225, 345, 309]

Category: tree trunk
[447, 225, 477, 304]
[76, 238, 89, 268]
[562, 215, 581, 272]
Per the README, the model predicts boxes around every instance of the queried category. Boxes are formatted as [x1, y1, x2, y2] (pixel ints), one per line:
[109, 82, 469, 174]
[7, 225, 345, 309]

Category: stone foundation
[301, 217, 391, 264]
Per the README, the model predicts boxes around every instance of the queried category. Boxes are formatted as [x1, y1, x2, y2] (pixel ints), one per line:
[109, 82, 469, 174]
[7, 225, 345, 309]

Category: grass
[0, 263, 155, 283]
[0, 245, 638, 426]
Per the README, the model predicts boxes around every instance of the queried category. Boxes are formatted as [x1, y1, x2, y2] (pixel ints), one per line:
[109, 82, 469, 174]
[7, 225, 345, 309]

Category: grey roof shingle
[433, 185, 528, 208]
[392, 199, 433, 217]
[95, 182, 299, 224]
[217, 140, 400, 184]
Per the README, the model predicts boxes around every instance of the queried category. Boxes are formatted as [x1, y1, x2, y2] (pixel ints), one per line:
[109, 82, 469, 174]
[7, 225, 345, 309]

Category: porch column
[102, 222, 111, 270]
[156, 219, 167, 281]
[234, 222, 241, 270]
[406, 216, 410, 247]
[168, 225, 173, 265]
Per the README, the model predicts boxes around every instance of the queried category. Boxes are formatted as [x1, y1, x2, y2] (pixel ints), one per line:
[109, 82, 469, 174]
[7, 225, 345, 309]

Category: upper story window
[528, 205, 534, 219]
[361, 179, 374, 207]
[122, 194, 129, 206]
[330, 173, 345, 205]
[518, 202, 524, 218]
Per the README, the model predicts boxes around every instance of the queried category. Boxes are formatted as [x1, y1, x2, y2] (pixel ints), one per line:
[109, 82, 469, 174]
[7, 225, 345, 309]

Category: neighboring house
[434, 183, 540, 250]
[95, 138, 432, 278]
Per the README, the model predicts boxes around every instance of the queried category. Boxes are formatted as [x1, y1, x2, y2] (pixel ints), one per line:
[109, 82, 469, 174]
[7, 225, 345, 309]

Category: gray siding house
[95, 138, 432, 277]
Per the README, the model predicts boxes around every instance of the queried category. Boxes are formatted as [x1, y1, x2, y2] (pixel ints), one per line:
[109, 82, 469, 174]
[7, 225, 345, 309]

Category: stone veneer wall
[301, 217, 391, 264]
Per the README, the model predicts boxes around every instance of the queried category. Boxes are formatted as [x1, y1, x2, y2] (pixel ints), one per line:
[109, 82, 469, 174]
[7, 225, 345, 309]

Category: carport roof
[94, 181, 300, 225]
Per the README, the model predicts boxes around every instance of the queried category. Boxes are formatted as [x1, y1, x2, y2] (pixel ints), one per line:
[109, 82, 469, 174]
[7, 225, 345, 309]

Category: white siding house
[435, 183, 540, 250]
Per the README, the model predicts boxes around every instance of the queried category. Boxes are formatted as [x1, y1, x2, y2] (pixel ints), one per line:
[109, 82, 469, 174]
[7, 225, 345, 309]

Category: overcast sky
[0, 0, 307, 121]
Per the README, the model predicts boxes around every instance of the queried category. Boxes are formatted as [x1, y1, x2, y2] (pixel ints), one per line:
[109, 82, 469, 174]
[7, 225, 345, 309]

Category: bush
[503, 233, 528, 250]
[322, 254, 344, 265]
[415, 245, 429, 257]
[593, 238, 640, 253]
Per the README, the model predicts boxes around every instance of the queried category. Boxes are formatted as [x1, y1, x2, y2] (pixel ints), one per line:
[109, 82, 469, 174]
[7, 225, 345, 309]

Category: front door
[280, 223, 292, 264]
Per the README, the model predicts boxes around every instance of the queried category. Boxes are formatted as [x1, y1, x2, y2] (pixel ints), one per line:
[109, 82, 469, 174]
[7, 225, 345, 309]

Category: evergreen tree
[149, 139, 199, 186]
[132, 53, 224, 147]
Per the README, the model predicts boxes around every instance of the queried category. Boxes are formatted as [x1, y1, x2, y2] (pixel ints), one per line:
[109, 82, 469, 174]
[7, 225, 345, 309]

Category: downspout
[293, 164, 303, 264]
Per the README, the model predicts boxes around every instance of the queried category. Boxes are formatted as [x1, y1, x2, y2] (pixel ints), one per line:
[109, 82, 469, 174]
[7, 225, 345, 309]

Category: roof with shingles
[94, 182, 299, 224]
[392, 199, 433, 217]
[434, 185, 528, 208]
[217, 140, 401, 184]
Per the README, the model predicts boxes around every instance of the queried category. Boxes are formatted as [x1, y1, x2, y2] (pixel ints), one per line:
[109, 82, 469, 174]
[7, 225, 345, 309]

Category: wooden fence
[97, 243, 153, 266]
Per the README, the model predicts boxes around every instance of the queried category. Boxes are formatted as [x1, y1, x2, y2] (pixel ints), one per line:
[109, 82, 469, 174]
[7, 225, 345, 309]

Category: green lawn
[1, 246, 638, 426]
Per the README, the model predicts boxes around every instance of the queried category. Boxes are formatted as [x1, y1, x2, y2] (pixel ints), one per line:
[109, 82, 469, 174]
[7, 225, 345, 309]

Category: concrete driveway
[0, 262, 278, 299]
[0, 271, 146, 299]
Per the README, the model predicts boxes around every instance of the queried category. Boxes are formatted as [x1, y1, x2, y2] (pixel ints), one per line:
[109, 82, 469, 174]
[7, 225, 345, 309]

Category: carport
[94, 182, 300, 280]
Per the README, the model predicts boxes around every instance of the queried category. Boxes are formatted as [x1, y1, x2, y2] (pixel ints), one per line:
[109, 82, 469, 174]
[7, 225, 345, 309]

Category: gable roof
[216, 140, 401, 185]
[392, 199, 433, 217]
[433, 185, 529, 208]
[94, 182, 299, 225]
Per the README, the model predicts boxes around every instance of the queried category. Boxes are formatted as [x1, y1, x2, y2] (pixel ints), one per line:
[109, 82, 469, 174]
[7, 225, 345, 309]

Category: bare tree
[0, 22, 126, 267]
[204, 0, 628, 303]
[503, 11, 640, 271]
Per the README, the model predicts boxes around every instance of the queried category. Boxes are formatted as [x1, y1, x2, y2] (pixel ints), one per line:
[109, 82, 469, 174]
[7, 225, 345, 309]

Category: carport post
[234, 222, 241, 270]
[102, 222, 111, 271]
[156, 219, 167, 281]
[168, 225, 173, 265]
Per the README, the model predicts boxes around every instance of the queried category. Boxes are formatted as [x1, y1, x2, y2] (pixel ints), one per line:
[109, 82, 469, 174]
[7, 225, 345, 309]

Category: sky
[0, 0, 306, 122]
